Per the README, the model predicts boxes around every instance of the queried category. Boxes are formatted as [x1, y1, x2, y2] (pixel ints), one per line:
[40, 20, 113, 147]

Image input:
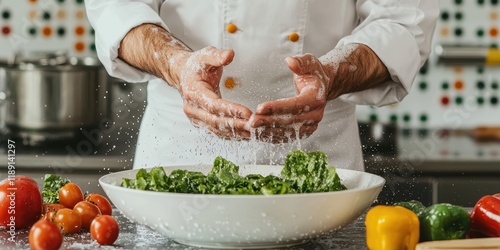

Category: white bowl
[99, 165, 385, 249]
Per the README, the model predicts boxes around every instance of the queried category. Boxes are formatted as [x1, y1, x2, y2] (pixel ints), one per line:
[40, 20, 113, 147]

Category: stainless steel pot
[0, 55, 110, 143]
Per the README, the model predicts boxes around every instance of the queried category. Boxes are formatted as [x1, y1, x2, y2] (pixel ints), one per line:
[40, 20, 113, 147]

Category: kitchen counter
[3, 127, 498, 173]
[0, 125, 139, 196]
[363, 128, 500, 207]
[0, 125, 137, 170]
[0, 126, 496, 249]
[1, 125, 499, 206]
[364, 128, 500, 175]
[0, 208, 368, 250]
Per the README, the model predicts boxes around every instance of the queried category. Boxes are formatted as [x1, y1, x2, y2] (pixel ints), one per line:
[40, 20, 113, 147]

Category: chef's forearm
[320, 44, 391, 100]
[118, 23, 191, 88]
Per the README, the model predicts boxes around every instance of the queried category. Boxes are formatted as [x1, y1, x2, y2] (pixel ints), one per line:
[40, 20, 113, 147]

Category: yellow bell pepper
[365, 205, 420, 250]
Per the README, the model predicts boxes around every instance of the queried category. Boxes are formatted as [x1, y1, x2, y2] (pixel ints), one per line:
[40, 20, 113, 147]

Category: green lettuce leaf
[120, 150, 346, 195]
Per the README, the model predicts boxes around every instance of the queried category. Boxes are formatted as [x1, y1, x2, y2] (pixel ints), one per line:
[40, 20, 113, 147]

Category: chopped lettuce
[120, 150, 346, 195]
[281, 150, 346, 192]
[42, 174, 70, 203]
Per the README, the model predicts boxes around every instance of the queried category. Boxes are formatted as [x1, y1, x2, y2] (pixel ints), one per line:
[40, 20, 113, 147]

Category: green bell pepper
[418, 203, 470, 242]
[394, 200, 426, 215]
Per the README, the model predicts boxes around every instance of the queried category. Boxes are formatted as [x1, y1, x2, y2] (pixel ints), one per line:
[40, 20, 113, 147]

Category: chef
[85, 1, 439, 171]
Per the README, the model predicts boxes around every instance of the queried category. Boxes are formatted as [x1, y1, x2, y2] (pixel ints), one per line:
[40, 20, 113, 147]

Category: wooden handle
[416, 238, 500, 249]
[473, 126, 500, 141]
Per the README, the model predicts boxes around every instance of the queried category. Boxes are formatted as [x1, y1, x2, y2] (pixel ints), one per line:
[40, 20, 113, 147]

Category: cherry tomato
[0, 175, 43, 229]
[73, 200, 101, 229]
[29, 219, 63, 250]
[41, 203, 66, 221]
[85, 193, 113, 216]
[90, 215, 119, 245]
[54, 208, 82, 234]
[42, 203, 66, 214]
[58, 183, 83, 209]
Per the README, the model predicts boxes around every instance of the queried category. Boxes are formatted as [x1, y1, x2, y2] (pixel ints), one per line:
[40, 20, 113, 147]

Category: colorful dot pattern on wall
[358, 0, 500, 129]
[0, 0, 96, 57]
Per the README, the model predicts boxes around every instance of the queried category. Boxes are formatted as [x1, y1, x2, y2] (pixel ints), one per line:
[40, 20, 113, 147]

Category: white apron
[85, 0, 439, 170]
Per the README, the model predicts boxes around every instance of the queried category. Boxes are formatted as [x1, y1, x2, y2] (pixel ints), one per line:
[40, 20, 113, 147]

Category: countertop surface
[362, 128, 500, 174]
[0, 124, 138, 171]
[0, 208, 367, 250]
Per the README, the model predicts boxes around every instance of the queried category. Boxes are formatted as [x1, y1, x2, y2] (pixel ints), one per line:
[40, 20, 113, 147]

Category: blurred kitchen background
[0, 0, 499, 206]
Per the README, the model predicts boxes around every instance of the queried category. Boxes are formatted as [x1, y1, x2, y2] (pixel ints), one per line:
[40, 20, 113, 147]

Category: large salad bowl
[99, 165, 385, 249]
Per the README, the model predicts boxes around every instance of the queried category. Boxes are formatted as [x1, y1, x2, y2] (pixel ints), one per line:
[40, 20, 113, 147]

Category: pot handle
[38, 51, 68, 66]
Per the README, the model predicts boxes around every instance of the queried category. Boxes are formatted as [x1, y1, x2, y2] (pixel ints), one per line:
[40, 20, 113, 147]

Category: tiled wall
[0, 0, 94, 57]
[357, 0, 500, 129]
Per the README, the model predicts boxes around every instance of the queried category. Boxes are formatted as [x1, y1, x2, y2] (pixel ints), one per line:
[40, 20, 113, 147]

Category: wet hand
[249, 54, 331, 143]
[176, 46, 253, 140]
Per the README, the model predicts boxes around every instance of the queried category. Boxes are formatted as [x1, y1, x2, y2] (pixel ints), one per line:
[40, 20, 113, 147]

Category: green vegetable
[42, 174, 70, 203]
[281, 150, 346, 192]
[120, 150, 346, 195]
[394, 200, 426, 215]
[418, 203, 470, 242]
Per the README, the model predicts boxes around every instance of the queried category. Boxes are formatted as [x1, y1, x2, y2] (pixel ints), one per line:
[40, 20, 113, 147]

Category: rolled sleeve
[337, 0, 439, 106]
[85, 0, 169, 83]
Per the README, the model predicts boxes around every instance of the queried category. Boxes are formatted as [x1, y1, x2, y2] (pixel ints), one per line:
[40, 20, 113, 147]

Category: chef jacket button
[289, 32, 300, 42]
[226, 23, 238, 33]
[224, 77, 236, 89]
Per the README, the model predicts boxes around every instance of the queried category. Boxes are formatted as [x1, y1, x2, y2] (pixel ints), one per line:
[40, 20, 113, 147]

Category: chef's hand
[249, 54, 331, 143]
[173, 47, 253, 140]
[118, 24, 253, 140]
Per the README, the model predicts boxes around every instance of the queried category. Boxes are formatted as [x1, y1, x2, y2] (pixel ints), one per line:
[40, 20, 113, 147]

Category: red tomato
[58, 183, 83, 209]
[90, 215, 119, 245]
[73, 201, 101, 229]
[29, 219, 63, 250]
[41, 203, 66, 221]
[0, 176, 43, 229]
[85, 193, 113, 216]
[54, 208, 82, 234]
[16, 175, 39, 186]
[42, 203, 66, 214]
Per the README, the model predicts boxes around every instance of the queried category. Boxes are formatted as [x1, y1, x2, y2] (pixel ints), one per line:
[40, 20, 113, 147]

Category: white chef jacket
[86, 0, 438, 171]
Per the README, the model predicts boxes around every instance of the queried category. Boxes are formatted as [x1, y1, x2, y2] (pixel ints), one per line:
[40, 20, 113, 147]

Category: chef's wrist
[318, 46, 351, 101]
[319, 43, 391, 101]
[318, 60, 340, 101]
[160, 49, 191, 89]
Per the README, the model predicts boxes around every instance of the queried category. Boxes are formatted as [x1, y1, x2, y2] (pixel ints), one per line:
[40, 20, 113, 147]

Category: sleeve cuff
[337, 20, 421, 106]
[94, 3, 170, 83]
